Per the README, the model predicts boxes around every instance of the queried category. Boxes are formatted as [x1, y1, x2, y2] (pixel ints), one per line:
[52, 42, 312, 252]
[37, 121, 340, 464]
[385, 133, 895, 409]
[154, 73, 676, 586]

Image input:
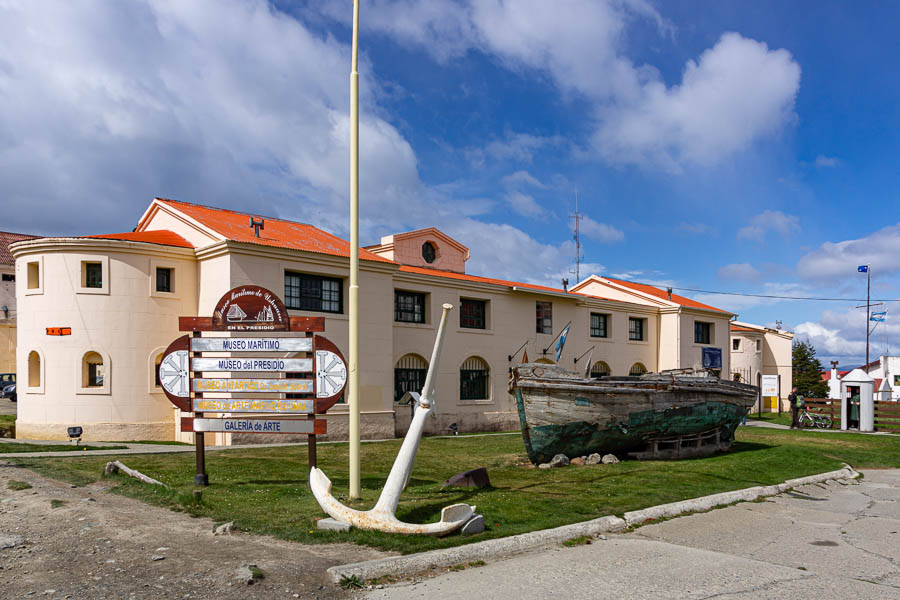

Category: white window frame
[732, 337, 742, 352]
[77, 255, 110, 295]
[76, 349, 111, 395]
[627, 315, 649, 344]
[149, 258, 179, 298]
[24, 257, 43, 295]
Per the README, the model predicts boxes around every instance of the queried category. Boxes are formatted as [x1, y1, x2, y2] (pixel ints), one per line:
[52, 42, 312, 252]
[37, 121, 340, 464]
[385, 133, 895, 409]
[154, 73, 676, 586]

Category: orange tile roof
[398, 265, 628, 301]
[86, 231, 195, 248]
[603, 277, 728, 313]
[156, 198, 392, 263]
[730, 325, 760, 333]
[1, 231, 41, 265]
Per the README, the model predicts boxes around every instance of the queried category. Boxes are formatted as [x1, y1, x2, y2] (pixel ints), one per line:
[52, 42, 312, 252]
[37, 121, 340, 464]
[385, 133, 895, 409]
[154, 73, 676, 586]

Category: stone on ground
[601, 454, 619, 464]
[461, 514, 485, 535]
[0, 535, 24, 549]
[570, 457, 585, 466]
[585, 453, 603, 465]
[213, 521, 234, 535]
[549, 454, 570, 468]
[317, 517, 351, 532]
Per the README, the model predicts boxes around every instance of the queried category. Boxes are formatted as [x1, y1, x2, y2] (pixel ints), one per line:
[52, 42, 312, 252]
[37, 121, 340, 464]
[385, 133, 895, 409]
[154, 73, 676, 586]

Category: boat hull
[512, 366, 758, 464]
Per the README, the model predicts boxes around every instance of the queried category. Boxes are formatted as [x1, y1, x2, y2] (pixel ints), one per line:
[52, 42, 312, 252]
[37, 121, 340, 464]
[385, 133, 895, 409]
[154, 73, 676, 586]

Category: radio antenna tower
[570, 190, 584, 282]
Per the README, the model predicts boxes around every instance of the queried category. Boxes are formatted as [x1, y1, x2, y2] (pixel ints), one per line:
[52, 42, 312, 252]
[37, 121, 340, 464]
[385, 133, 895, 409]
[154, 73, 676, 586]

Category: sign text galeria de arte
[157, 285, 347, 484]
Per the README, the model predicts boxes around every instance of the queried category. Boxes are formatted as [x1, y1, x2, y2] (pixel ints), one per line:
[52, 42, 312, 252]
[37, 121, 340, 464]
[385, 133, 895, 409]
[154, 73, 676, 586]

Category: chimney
[666, 287, 673, 301]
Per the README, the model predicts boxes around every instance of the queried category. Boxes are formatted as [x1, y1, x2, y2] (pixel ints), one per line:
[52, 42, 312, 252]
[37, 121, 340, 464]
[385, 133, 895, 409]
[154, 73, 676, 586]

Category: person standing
[789, 387, 800, 429]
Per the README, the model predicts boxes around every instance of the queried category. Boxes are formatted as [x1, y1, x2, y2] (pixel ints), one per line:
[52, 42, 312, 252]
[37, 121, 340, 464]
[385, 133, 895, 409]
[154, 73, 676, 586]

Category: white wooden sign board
[192, 398, 314, 413]
[190, 337, 313, 352]
[191, 417, 319, 434]
[192, 378, 312, 394]
[761, 375, 779, 397]
[191, 357, 312, 372]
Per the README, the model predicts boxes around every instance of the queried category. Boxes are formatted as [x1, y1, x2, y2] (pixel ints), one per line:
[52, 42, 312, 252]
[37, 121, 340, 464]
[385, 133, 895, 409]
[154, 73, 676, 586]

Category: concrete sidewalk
[365, 470, 900, 599]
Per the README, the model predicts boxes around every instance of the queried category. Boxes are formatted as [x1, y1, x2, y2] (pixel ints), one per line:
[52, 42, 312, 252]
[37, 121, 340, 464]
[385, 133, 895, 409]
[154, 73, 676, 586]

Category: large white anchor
[309, 303, 475, 535]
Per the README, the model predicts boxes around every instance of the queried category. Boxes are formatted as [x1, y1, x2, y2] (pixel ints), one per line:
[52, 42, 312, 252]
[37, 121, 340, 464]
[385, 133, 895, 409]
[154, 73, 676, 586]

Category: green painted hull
[515, 388, 748, 464]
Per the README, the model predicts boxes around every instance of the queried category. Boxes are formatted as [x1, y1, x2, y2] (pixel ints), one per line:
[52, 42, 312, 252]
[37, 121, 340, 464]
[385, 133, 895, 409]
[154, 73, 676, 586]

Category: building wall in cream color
[729, 322, 793, 409]
[730, 331, 764, 382]
[1, 264, 17, 373]
[14, 240, 198, 441]
[0, 323, 14, 373]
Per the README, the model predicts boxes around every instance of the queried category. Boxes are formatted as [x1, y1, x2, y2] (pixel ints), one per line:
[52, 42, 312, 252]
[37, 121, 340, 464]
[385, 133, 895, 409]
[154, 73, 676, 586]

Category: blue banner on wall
[702, 347, 723, 369]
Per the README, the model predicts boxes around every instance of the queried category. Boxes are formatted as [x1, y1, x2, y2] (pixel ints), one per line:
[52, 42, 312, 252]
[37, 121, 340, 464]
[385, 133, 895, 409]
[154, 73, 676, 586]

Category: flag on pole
[871, 311, 886, 322]
[582, 347, 594, 379]
[555, 323, 571, 362]
[858, 265, 869, 272]
[521, 348, 529, 364]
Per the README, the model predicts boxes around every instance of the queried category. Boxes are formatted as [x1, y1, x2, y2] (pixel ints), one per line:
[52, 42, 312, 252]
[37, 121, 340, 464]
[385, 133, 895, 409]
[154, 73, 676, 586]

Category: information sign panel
[192, 398, 314, 414]
[191, 357, 312, 372]
[185, 417, 325, 435]
[761, 374, 779, 397]
[192, 378, 312, 394]
[190, 337, 313, 352]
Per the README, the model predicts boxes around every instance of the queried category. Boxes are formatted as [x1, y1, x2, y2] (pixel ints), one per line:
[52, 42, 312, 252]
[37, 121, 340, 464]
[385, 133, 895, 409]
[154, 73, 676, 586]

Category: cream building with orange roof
[729, 321, 793, 409]
[12, 198, 736, 442]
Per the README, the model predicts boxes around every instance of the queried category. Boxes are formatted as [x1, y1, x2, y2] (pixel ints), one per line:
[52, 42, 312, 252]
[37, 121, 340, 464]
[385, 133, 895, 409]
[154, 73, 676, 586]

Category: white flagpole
[348, 0, 361, 499]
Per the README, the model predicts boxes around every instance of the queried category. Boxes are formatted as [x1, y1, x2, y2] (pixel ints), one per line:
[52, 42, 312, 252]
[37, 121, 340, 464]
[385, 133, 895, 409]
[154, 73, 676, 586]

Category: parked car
[2, 383, 14, 402]
[0, 374, 14, 400]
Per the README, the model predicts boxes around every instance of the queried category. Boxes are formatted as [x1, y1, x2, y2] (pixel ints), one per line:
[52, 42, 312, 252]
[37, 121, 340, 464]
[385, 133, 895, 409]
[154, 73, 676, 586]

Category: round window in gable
[422, 241, 436, 264]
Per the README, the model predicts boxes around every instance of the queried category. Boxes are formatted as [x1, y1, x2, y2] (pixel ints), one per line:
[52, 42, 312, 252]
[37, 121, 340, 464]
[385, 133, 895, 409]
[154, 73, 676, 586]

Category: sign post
[159, 285, 346, 486]
[761, 374, 779, 412]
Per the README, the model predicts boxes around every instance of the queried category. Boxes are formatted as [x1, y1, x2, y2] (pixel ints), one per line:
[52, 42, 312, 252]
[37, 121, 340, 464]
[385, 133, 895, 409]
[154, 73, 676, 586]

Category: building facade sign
[190, 337, 313, 352]
[211, 285, 289, 331]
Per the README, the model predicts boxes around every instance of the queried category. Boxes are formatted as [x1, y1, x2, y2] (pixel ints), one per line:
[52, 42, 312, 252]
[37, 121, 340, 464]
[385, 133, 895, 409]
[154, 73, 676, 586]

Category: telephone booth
[840, 368, 874, 432]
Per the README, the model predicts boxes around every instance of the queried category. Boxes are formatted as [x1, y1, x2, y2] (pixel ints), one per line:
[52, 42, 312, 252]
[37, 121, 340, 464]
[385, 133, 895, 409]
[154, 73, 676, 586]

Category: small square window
[590, 313, 608, 338]
[694, 322, 712, 345]
[84, 262, 103, 288]
[156, 267, 173, 293]
[536, 301, 552, 334]
[460, 299, 486, 329]
[395, 291, 426, 323]
[628, 317, 645, 341]
[732, 338, 741, 351]
[1, 273, 14, 282]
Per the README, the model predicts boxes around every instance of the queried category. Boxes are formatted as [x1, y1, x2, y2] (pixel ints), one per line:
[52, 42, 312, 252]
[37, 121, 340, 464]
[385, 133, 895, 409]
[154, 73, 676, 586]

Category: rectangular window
[87, 362, 103, 387]
[732, 338, 741, 351]
[395, 291, 426, 323]
[155, 267, 172, 293]
[536, 301, 552, 334]
[395, 368, 427, 402]
[460, 369, 488, 400]
[628, 317, 645, 341]
[694, 321, 712, 344]
[756, 339, 762, 352]
[284, 272, 343, 313]
[590, 313, 608, 338]
[27, 261, 40, 289]
[84, 262, 103, 288]
[460, 299, 486, 329]
[1, 273, 13, 282]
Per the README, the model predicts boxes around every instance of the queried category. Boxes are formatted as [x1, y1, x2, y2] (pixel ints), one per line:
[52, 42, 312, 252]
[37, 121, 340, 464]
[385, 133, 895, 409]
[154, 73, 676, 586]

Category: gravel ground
[0, 460, 387, 599]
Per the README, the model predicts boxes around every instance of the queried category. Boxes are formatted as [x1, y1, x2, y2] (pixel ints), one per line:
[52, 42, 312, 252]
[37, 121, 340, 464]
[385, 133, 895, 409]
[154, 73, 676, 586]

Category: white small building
[729, 321, 793, 409]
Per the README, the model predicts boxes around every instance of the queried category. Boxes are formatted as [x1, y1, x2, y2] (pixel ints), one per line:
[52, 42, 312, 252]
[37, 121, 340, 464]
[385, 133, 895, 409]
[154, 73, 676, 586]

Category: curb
[326, 465, 859, 584]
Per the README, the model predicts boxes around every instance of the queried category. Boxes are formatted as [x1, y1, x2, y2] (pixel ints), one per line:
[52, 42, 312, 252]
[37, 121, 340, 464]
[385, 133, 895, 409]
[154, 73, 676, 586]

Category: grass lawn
[0, 441, 128, 453]
[0, 415, 14, 438]
[8, 427, 898, 554]
[748, 412, 793, 427]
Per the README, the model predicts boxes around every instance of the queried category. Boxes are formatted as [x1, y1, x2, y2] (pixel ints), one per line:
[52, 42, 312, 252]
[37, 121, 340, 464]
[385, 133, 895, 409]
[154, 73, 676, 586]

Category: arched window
[82, 351, 105, 388]
[28, 350, 41, 388]
[154, 352, 164, 388]
[460, 356, 489, 401]
[395, 354, 428, 402]
[629, 362, 648, 376]
[590, 361, 611, 378]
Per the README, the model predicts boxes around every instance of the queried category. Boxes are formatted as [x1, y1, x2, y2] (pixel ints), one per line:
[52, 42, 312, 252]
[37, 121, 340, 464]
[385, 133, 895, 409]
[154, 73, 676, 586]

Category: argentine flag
[555, 323, 571, 362]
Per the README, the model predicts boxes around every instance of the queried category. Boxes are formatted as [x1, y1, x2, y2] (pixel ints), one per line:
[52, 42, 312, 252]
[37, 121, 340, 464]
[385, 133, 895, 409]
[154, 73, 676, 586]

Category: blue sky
[3, 0, 899, 366]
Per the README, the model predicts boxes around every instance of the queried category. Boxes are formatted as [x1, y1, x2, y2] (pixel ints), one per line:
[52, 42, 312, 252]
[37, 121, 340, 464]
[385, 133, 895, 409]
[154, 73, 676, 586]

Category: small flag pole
[866, 264, 871, 373]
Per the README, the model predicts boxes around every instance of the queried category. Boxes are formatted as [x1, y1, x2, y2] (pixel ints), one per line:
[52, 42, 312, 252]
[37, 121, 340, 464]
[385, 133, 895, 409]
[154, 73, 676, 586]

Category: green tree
[792, 340, 828, 398]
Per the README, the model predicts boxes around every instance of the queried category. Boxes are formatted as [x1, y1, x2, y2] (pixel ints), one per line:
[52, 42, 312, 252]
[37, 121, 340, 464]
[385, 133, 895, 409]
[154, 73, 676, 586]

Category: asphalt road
[365, 470, 900, 599]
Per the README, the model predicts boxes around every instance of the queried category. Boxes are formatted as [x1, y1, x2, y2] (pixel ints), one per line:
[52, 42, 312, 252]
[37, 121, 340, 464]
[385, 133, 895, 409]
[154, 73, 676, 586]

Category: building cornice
[9, 237, 197, 260]
[198, 240, 400, 275]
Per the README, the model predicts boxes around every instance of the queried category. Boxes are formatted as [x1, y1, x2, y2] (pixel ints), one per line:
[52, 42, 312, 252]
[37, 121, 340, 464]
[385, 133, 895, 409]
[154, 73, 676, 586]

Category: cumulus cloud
[503, 191, 546, 218]
[737, 210, 800, 242]
[466, 132, 564, 167]
[342, 2, 800, 172]
[501, 170, 547, 189]
[717, 263, 761, 282]
[796, 223, 900, 283]
[580, 215, 625, 243]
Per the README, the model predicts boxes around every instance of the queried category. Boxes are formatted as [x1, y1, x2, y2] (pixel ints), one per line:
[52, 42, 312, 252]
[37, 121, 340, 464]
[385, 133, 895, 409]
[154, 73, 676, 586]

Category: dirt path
[0, 461, 387, 599]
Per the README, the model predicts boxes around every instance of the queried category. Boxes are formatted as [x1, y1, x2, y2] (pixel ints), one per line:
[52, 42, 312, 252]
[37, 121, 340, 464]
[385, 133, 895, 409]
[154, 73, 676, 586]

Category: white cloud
[677, 222, 715, 235]
[503, 191, 546, 218]
[501, 170, 547, 189]
[814, 154, 840, 168]
[737, 210, 800, 242]
[466, 133, 564, 167]
[796, 223, 900, 283]
[335, 2, 799, 172]
[717, 263, 761, 282]
[580, 215, 625, 243]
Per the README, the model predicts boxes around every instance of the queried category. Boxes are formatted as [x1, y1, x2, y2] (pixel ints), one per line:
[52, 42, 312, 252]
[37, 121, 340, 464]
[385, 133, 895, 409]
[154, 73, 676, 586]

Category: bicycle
[798, 406, 832, 429]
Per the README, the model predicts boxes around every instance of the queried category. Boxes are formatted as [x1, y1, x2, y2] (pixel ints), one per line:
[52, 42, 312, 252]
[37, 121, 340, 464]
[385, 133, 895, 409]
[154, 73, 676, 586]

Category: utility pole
[866, 264, 871, 373]
[348, 0, 361, 499]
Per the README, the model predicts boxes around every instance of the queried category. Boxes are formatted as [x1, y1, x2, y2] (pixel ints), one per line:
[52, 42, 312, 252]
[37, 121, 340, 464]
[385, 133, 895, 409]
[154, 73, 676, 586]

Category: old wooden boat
[510, 364, 759, 463]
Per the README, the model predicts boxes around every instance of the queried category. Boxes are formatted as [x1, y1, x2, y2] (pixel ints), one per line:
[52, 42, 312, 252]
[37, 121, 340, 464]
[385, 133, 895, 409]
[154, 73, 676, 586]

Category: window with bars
[590, 313, 608, 338]
[590, 361, 611, 377]
[628, 317, 645, 341]
[460, 356, 489, 400]
[284, 272, 342, 313]
[84, 262, 103, 288]
[629, 362, 647, 376]
[460, 299, 486, 329]
[536, 301, 552, 334]
[395, 291, 426, 323]
[395, 354, 428, 402]
[694, 321, 712, 344]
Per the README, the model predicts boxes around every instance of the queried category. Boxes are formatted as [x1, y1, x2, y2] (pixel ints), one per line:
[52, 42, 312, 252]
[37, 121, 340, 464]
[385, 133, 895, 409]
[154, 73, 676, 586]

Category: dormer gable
[366, 227, 469, 273]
